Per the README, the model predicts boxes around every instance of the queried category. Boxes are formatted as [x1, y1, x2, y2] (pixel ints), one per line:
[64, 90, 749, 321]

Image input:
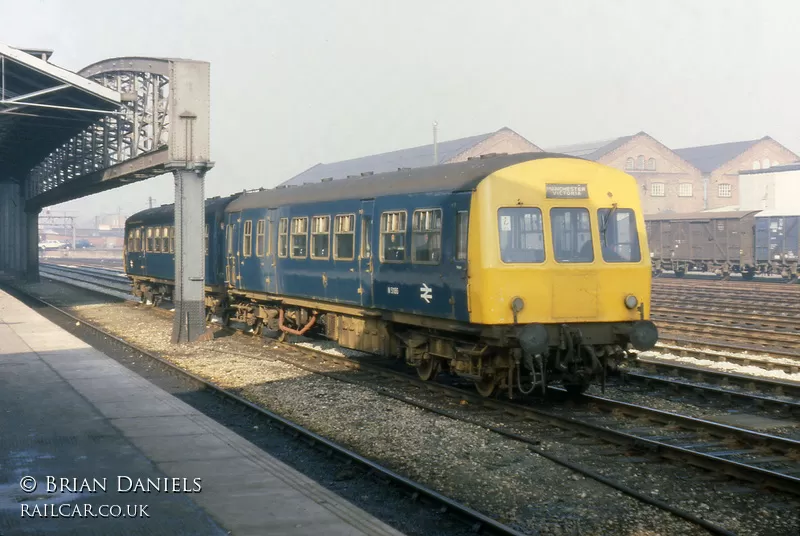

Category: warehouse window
[636, 155, 645, 170]
[205, 224, 209, 256]
[361, 216, 372, 259]
[598, 208, 641, 263]
[625, 158, 634, 170]
[380, 211, 407, 262]
[162, 227, 170, 253]
[278, 218, 288, 258]
[762, 158, 770, 169]
[718, 183, 732, 198]
[334, 214, 356, 260]
[154, 228, 162, 252]
[311, 216, 330, 259]
[290, 217, 308, 258]
[256, 219, 266, 256]
[498, 208, 544, 263]
[647, 158, 656, 171]
[678, 183, 693, 197]
[242, 220, 253, 257]
[456, 211, 469, 260]
[650, 183, 665, 197]
[551, 208, 593, 263]
[412, 208, 442, 264]
[753, 161, 761, 170]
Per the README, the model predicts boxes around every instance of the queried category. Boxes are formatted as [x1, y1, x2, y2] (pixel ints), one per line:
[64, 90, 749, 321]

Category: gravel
[14, 279, 800, 535]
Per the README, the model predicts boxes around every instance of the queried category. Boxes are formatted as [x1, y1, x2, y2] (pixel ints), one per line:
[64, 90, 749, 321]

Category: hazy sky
[2, 0, 799, 226]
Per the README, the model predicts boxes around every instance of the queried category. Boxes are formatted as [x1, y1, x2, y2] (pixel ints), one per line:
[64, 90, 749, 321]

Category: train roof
[753, 209, 800, 218]
[644, 210, 761, 221]
[226, 152, 579, 212]
[126, 195, 239, 226]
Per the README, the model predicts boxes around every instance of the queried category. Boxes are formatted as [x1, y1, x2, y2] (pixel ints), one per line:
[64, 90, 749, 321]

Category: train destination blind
[546, 184, 588, 198]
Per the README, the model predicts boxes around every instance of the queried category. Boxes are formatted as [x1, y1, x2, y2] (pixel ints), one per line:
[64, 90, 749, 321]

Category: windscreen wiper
[601, 204, 618, 245]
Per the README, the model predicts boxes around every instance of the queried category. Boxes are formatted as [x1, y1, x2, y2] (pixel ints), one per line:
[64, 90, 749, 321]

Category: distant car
[39, 240, 65, 251]
[75, 239, 95, 249]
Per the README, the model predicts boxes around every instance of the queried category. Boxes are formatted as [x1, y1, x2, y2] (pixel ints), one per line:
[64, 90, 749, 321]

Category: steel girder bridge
[0, 44, 212, 342]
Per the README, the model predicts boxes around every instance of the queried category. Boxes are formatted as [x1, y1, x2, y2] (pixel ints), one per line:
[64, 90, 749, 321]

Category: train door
[358, 200, 375, 307]
[226, 212, 241, 289]
[265, 209, 278, 294]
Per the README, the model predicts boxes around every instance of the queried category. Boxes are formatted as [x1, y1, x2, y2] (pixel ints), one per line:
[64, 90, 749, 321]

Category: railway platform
[0, 287, 405, 536]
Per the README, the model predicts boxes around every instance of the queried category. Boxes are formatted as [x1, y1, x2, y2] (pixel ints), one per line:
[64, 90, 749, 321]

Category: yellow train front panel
[467, 157, 651, 326]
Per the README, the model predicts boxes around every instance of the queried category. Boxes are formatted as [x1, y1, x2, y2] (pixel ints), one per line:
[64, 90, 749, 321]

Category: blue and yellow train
[125, 153, 658, 397]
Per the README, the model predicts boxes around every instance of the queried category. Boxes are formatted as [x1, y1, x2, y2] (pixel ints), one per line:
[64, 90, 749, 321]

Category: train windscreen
[598, 208, 641, 262]
[498, 208, 545, 263]
[551, 208, 593, 263]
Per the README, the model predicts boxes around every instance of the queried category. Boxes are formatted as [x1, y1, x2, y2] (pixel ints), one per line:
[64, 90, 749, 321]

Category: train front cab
[467, 157, 657, 391]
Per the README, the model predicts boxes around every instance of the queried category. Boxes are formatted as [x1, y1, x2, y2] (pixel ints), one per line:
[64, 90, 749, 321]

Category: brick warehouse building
[550, 133, 799, 214]
[282, 128, 798, 214]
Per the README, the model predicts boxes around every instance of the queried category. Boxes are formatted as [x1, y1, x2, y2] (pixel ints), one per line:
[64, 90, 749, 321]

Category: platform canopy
[0, 43, 121, 181]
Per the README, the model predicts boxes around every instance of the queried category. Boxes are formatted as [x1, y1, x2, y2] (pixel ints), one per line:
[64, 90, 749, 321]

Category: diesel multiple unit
[125, 153, 658, 397]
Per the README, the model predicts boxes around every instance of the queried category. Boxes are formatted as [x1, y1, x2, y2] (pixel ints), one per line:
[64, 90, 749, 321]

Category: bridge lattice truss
[26, 60, 171, 201]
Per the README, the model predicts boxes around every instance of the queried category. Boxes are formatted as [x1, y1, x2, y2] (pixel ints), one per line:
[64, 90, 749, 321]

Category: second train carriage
[218, 153, 658, 396]
[124, 195, 239, 304]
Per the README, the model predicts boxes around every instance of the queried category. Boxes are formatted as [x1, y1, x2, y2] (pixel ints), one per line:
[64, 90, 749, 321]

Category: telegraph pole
[433, 121, 438, 165]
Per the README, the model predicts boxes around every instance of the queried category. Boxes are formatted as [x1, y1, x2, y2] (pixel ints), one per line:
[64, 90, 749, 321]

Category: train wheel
[416, 358, 440, 381]
[674, 270, 686, 278]
[475, 375, 498, 397]
[741, 271, 756, 281]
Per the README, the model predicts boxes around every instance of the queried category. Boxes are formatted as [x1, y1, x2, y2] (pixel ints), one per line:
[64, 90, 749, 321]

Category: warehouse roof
[546, 134, 636, 161]
[280, 127, 529, 187]
[673, 138, 764, 173]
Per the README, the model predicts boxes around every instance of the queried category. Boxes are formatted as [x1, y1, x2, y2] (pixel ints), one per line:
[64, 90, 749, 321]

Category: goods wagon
[646, 210, 798, 281]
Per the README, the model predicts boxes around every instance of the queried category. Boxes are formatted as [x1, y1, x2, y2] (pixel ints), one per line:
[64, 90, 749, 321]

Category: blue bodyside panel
[231, 190, 472, 323]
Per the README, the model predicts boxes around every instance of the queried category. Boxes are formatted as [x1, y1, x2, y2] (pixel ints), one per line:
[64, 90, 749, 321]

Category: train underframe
[128, 277, 657, 398]
[651, 259, 799, 282]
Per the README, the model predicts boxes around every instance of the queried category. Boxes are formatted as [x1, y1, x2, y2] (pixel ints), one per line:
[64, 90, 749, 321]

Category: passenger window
[498, 208, 545, 263]
[243, 220, 253, 257]
[162, 227, 170, 253]
[226, 225, 233, 255]
[154, 228, 162, 253]
[361, 216, 372, 259]
[278, 218, 288, 258]
[334, 214, 355, 260]
[551, 208, 593, 263]
[380, 211, 406, 262]
[456, 211, 469, 261]
[146, 228, 154, 253]
[169, 227, 175, 253]
[597, 208, 641, 263]
[412, 209, 442, 264]
[256, 220, 266, 256]
[127, 231, 135, 253]
[204, 224, 209, 256]
[311, 216, 330, 259]
[290, 217, 308, 258]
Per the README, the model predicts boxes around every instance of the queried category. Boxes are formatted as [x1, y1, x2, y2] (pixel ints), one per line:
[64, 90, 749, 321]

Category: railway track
[5, 285, 531, 536]
[18, 271, 777, 534]
[625, 358, 800, 413]
[230, 338, 800, 498]
[39, 262, 135, 300]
